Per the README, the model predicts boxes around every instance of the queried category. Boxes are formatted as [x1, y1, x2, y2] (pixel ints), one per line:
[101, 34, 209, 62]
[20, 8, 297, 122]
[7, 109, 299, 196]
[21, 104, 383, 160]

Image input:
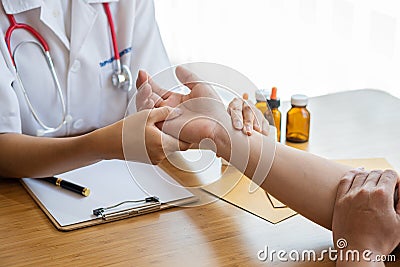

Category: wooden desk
[1, 89, 399, 266]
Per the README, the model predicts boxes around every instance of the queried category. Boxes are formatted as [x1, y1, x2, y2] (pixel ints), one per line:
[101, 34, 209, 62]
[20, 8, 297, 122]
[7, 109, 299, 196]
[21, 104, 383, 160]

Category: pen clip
[93, 196, 161, 221]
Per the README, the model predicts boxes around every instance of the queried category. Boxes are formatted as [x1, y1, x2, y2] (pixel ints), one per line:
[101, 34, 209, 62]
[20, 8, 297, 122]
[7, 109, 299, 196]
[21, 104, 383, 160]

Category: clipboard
[21, 160, 198, 231]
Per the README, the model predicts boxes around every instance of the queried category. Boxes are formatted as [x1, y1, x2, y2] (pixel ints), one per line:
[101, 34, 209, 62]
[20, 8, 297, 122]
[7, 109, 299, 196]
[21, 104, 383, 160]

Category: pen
[42, 177, 90, 197]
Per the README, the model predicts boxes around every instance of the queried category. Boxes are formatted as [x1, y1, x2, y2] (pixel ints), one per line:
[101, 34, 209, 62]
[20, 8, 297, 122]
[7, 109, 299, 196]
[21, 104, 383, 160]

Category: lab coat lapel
[39, 2, 70, 50]
[70, 0, 98, 64]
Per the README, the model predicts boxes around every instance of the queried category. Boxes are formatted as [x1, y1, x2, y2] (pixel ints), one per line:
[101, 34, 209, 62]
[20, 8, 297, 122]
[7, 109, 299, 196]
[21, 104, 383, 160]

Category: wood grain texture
[1, 89, 400, 266]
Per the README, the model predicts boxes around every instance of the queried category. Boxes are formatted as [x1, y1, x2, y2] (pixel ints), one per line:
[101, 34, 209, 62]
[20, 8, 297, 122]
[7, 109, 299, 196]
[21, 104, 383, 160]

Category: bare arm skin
[265, 142, 350, 229]
[161, 66, 357, 229]
[0, 133, 104, 178]
[1, 69, 259, 179]
[0, 106, 189, 178]
[190, 113, 351, 229]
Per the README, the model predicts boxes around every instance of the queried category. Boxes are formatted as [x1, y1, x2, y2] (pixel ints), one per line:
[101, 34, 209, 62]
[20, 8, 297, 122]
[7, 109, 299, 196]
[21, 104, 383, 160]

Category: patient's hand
[332, 169, 400, 266]
[156, 66, 230, 146]
[135, 69, 185, 109]
[135, 69, 269, 136]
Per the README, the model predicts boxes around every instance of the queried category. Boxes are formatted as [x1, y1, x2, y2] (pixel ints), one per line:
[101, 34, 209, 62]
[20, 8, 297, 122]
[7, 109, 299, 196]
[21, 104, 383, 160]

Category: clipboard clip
[93, 196, 161, 221]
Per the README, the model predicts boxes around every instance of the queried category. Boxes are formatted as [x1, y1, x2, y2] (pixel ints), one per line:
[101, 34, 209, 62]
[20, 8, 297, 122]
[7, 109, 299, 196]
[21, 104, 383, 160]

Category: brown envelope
[203, 164, 297, 224]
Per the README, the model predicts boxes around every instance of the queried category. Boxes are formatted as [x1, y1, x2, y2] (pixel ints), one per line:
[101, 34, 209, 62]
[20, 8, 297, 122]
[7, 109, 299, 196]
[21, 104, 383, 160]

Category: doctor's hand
[153, 67, 235, 152]
[332, 170, 400, 266]
[135, 70, 269, 137]
[95, 107, 191, 165]
[227, 97, 269, 136]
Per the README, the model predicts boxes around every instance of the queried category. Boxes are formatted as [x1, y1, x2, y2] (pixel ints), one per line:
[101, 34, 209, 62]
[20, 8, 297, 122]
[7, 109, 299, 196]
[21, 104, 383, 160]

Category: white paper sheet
[22, 160, 194, 227]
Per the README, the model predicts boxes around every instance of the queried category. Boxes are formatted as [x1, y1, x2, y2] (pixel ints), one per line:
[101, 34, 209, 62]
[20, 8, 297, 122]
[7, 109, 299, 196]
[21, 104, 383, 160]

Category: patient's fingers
[137, 70, 173, 101]
[136, 69, 149, 90]
[149, 92, 164, 107]
[136, 83, 152, 111]
[336, 171, 357, 198]
[175, 66, 202, 91]
[148, 75, 173, 100]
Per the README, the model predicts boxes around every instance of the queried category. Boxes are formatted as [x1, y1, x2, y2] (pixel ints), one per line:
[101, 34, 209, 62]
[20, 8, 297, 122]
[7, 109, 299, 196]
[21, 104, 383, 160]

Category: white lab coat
[0, 0, 170, 136]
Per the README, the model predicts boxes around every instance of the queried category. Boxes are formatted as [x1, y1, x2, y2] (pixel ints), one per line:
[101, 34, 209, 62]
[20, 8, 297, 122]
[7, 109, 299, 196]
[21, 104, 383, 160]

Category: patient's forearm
[265, 143, 350, 229]
[215, 126, 351, 229]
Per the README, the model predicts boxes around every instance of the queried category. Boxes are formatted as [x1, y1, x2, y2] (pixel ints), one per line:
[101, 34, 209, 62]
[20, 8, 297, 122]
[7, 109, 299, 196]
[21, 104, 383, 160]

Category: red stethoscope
[4, 3, 132, 136]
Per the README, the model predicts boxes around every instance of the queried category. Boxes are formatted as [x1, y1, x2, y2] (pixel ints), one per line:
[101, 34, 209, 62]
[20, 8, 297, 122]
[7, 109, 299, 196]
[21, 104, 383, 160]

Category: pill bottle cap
[255, 89, 270, 102]
[291, 94, 308, 107]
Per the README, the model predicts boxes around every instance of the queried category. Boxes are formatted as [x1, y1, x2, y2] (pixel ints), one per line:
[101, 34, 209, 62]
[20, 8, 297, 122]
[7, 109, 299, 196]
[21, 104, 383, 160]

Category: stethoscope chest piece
[3, 2, 133, 135]
[112, 64, 133, 92]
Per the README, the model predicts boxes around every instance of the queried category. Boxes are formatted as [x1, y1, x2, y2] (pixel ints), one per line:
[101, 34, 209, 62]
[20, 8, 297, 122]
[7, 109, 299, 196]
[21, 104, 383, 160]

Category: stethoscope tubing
[3, 3, 132, 136]
[5, 14, 50, 65]
[11, 39, 67, 136]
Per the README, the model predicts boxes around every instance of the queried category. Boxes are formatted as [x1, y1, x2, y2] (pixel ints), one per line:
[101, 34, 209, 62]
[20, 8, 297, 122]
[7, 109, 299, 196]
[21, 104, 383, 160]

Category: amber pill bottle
[255, 89, 270, 115]
[286, 94, 310, 143]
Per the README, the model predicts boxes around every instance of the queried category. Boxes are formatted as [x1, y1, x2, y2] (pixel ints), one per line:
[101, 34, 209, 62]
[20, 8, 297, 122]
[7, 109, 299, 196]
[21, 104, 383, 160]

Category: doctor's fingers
[228, 98, 267, 136]
[228, 98, 244, 131]
[244, 100, 269, 136]
[147, 106, 183, 125]
[243, 100, 269, 136]
[146, 132, 190, 165]
[242, 102, 256, 136]
[147, 107, 191, 157]
[161, 132, 192, 155]
[376, 170, 399, 208]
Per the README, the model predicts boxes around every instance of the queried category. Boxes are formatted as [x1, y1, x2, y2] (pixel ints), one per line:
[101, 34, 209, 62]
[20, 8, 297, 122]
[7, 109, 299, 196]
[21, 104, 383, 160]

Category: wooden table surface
[1, 89, 400, 267]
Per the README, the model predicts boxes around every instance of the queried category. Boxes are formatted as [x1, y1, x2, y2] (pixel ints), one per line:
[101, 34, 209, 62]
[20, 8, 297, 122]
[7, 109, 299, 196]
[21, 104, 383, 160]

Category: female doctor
[0, 0, 265, 178]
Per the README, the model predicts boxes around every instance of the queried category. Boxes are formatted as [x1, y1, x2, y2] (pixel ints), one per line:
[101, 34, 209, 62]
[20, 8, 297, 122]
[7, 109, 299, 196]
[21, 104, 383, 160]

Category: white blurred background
[154, 0, 400, 101]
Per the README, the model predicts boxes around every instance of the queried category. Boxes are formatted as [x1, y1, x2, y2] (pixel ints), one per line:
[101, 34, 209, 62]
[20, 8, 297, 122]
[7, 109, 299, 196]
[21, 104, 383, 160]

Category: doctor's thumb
[148, 107, 183, 123]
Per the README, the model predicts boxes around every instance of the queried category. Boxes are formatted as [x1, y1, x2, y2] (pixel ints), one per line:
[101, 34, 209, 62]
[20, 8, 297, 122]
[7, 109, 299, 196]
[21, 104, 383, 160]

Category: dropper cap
[267, 87, 280, 109]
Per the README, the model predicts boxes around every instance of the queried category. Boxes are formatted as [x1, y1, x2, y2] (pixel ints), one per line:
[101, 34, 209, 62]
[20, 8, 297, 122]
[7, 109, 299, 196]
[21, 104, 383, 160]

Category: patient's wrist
[212, 121, 233, 159]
